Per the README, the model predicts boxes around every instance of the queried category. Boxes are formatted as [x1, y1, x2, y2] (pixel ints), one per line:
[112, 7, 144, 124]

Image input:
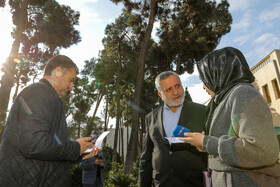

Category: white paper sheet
[165, 137, 185, 144]
[84, 131, 110, 153]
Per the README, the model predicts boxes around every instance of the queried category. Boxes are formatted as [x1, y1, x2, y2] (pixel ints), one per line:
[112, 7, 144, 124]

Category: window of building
[262, 84, 271, 103]
[271, 79, 280, 100]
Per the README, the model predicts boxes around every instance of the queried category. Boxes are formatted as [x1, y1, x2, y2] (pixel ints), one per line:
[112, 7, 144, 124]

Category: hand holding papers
[84, 131, 110, 153]
[165, 137, 185, 144]
[165, 125, 191, 145]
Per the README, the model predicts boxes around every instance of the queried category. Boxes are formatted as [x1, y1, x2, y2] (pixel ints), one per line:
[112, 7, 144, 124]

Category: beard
[161, 92, 185, 107]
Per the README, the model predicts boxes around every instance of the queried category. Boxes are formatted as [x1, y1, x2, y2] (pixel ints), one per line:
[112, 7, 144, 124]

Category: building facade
[251, 49, 280, 148]
[105, 126, 132, 161]
[251, 49, 280, 128]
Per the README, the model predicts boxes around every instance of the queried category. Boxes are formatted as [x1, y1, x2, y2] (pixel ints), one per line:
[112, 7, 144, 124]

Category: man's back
[0, 80, 80, 186]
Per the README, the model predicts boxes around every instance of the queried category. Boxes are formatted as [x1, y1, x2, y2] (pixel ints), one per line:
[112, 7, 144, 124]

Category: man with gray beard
[139, 71, 207, 187]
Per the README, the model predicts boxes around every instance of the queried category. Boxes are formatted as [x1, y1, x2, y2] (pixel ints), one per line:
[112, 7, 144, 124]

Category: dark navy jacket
[0, 79, 81, 186]
[139, 101, 207, 187]
[79, 151, 106, 185]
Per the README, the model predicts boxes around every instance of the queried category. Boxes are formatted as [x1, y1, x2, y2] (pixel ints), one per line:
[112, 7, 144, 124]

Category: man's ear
[53, 67, 62, 77]
[158, 92, 163, 100]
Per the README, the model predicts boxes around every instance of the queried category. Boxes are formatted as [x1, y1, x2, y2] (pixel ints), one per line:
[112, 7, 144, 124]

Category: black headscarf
[196, 47, 255, 134]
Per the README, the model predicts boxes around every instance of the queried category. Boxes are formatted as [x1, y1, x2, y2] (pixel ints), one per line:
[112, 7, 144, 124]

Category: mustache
[173, 94, 183, 99]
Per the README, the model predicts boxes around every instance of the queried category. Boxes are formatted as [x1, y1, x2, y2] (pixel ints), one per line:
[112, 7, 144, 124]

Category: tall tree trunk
[104, 116, 110, 145]
[12, 72, 22, 103]
[112, 43, 122, 162]
[0, 0, 28, 142]
[124, 0, 157, 174]
[0, 39, 21, 142]
[117, 119, 125, 163]
[32, 74, 37, 83]
[49, 45, 56, 57]
[127, 125, 129, 149]
[78, 120, 81, 138]
[92, 92, 104, 118]
[118, 119, 121, 158]
[176, 54, 182, 73]
[139, 115, 145, 154]
[176, 39, 184, 73]
[119, 118, 124, 163]
[103, 89, 109, 145]
[121, 125, 124, 163]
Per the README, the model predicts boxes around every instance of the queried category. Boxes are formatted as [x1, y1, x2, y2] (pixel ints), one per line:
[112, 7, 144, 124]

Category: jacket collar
[39, 78, 59, 97]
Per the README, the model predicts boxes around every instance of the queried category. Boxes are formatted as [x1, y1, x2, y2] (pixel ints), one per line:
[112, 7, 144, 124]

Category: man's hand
[94, 158, 104, 166]
[99, 159, 104, 167]
[76, 137, 92, 155]
[94, 158, 100, 165]
[82, 148, 102, 160]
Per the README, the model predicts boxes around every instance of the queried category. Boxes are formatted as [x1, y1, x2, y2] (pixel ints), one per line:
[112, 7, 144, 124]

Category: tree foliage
[157, 0, 232, 74]
[0, 0, 81, 141]
[108, 0, 232, 174]
[93, 13, 141, 163]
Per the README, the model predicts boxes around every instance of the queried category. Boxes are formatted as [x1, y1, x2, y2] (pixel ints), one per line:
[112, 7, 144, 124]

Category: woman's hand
[179, 131, 206, 152]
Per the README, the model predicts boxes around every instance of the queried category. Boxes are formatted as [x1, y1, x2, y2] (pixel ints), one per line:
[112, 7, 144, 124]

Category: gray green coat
[203, 84, 280, 187]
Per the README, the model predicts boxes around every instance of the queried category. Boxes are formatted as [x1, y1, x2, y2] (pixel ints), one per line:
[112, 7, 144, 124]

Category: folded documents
[84, 131, 110, 153]
[165, 137, 185, 144]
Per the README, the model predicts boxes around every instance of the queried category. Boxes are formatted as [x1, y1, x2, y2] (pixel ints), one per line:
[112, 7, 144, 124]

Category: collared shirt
[162, 103, 183, 137]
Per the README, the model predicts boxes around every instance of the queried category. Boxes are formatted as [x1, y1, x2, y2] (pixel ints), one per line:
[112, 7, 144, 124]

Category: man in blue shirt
[139, 71, 207, 187]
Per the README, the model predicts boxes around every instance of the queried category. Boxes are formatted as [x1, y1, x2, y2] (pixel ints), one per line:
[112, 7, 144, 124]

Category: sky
[1, 0, 280, 107]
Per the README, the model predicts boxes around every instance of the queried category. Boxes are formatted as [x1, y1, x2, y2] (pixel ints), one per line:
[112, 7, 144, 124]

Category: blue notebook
[172, 125, 191, 137]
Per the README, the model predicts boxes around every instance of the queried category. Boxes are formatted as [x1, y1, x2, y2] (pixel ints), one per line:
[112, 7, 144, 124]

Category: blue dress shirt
[162, 103, 183, 137]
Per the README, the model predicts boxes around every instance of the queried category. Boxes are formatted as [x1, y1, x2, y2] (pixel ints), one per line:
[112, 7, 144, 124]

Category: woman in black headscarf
[180, 47, 280, 186]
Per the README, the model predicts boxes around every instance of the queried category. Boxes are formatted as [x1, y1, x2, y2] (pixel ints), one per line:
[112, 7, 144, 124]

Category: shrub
[104, 162, 138, 187]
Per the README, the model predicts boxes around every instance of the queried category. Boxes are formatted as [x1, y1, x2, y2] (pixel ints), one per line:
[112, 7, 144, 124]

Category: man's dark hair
[44, 55, 79, 76]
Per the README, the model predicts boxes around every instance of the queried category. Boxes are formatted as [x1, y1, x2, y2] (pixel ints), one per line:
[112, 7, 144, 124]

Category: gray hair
[155, 71, 181, 92]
